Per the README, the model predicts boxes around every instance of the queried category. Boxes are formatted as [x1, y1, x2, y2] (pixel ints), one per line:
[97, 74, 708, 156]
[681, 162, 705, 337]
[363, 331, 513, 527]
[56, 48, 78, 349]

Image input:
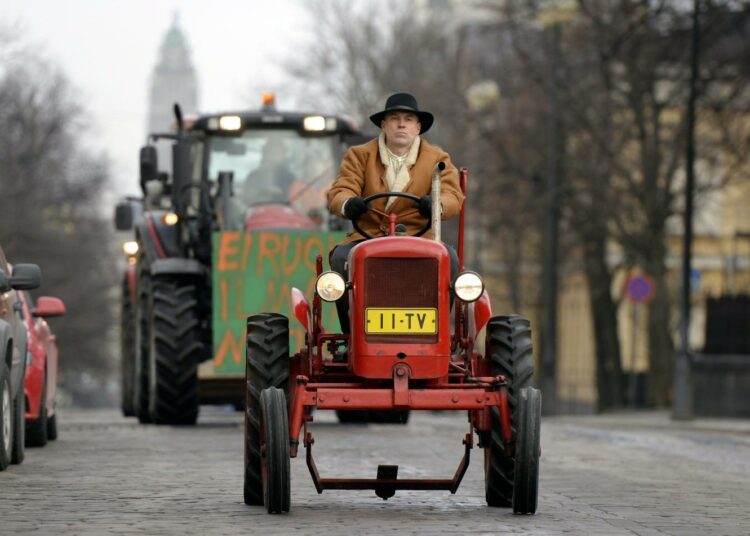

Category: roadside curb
[550, 410, 750, 436]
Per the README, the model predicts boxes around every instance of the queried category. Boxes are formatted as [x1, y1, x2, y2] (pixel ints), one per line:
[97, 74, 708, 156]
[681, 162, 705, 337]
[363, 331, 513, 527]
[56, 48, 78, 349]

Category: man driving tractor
[327, 92, 464, 332]
[243, 92, 541, 516]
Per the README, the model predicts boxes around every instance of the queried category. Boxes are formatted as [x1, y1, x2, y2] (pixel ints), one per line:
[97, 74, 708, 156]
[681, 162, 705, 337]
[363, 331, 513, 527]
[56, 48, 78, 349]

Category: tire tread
[244, 313, 289, 506]
[149, 279, 203, 425]
[485, 314, 534, 507]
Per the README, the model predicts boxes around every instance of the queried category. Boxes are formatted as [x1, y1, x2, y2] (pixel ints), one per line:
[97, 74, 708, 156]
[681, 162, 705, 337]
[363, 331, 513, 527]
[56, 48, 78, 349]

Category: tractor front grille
[364, 257, 439, 343]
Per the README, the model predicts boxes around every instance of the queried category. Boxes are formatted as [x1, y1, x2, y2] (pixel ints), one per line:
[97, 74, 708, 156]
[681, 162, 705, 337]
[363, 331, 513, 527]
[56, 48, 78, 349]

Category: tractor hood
[244, 204, 317, 231]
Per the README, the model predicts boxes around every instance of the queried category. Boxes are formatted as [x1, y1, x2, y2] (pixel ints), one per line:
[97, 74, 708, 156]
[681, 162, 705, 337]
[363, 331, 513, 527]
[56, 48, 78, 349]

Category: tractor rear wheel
[148, 278, 203, 425]
[244, 313, 289, 506]
[120, 279, 136, 417]
[512, 387, 541, 514]
[133, 269, 152, 424]
[484, 314, 534, 507]
[260, 387, 291, 514]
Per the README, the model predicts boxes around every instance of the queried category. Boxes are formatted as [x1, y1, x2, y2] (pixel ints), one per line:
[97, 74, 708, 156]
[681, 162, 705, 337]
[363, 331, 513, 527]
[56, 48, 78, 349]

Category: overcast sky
[5, 0, 309, 196]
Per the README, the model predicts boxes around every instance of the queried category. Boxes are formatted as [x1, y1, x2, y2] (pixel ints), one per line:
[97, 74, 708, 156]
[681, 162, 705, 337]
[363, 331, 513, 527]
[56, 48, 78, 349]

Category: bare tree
[501, 0, 750, 406]
[0, 30, 117, 402]
[286, 1, 467, 140]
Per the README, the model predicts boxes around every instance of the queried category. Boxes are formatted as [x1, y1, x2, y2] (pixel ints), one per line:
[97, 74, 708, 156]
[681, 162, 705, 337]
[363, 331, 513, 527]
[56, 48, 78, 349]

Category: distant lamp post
[465, 80, 500, 272]
[673, 0, 701, 421]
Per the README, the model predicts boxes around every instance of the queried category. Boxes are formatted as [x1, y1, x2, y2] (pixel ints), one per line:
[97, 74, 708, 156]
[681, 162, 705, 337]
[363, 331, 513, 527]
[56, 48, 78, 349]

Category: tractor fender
[291, 287, 311, 336]
[469, 290, 492, 343]
[135, 211, 180, 265]
[151, 258, 206, 277]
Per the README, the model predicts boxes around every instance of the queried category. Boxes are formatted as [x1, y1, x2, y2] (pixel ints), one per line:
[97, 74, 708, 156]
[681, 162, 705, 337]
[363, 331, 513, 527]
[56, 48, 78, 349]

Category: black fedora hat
[369, 92, 434, 133]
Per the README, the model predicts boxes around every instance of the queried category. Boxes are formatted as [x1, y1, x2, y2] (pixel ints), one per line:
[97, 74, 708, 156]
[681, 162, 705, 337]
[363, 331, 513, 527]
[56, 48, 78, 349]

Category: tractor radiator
[364, 257, 439, 343]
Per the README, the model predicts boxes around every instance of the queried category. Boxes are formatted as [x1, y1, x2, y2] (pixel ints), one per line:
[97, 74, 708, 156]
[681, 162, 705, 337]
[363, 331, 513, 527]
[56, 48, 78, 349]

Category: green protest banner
[210, 230, 345, 375]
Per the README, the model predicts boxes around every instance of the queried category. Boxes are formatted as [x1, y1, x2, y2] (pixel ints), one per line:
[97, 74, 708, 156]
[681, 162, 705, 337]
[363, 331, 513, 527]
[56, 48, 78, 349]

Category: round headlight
[453, 271, 484, 302]
[316, 271, 346, 302]
[163, 212, 179, 226]
[122, 241, 139, 256]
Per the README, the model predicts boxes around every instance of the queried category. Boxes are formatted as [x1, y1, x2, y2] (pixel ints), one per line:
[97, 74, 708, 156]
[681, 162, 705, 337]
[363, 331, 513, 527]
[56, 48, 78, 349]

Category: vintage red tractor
[243, 166, 541, 514]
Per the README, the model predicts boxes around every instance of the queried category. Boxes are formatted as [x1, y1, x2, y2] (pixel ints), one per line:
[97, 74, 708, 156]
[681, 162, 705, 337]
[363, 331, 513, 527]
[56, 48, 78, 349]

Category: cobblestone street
[1, 409, 748, 535]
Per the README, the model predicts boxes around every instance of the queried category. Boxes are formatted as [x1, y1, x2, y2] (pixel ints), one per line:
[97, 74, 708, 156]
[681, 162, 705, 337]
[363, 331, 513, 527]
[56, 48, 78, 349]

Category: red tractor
[243, 166, 541, 514]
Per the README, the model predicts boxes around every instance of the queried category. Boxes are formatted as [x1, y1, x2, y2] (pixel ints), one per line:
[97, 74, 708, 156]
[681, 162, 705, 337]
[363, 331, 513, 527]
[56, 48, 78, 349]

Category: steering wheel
[351, 192, 431, 240]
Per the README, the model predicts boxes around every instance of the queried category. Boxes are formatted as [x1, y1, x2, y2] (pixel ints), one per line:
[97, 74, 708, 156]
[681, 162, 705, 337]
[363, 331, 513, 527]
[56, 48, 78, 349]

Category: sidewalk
[552, 409, 750, 435]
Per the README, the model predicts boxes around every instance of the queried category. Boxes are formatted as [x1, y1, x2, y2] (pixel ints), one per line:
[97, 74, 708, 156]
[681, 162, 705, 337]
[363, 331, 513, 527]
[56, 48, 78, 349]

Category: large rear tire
[512, 387, 541, 514]
[120, 279, 136, 417]
[0, 364, 12, 471]
[133, 269, 152, 424]
[260, 387, 291, 514]
[484, 315, 534, 507]
[148, 278, 203, 425]
[244, 313, 289, 506]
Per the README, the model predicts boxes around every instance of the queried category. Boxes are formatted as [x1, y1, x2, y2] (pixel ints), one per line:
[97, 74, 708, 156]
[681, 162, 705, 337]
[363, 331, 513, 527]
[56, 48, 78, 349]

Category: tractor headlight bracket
[315, 271, 346, 302]
[453, 271, 484, 303]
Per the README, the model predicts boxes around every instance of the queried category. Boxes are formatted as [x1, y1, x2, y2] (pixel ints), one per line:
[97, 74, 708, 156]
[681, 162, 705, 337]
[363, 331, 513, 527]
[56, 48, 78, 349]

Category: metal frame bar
[306, 432, 473, 496]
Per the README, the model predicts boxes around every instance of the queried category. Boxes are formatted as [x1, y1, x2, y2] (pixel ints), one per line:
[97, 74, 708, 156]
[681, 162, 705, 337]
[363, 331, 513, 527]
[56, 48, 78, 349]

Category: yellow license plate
[365, 308, 437, 335]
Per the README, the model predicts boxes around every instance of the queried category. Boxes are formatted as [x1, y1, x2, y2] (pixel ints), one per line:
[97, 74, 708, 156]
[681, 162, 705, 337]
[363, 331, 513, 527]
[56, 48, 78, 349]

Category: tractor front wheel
[512, 387, 541, 514]
[147, 278, 203, 425]
[244, 313, 290, 506]
[260, 387, 290, 514]
[484, 314, 534, 507]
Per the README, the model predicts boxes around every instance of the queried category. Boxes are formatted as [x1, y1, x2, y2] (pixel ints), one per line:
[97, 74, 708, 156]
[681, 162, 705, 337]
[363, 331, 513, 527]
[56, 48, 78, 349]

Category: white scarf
[378, 133, 420, 210]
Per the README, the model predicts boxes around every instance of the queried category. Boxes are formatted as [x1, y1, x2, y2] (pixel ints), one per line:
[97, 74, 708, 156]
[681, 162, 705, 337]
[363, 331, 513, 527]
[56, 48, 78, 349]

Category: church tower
[147, 13, 199, 136]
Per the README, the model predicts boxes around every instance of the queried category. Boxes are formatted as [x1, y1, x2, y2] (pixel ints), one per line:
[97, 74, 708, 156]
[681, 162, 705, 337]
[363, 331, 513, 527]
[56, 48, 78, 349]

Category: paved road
[1, 408, 748, 535]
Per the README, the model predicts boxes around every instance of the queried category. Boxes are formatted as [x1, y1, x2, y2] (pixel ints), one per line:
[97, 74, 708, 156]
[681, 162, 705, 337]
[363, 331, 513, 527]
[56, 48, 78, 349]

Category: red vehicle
[19, 291, 65, 447]
[0, 248, 41, 471]
[243, 168, 542, 514]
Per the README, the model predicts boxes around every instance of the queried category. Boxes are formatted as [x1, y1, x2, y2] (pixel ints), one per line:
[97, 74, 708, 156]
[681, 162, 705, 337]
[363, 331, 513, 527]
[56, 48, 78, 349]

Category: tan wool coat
[327, 138, 464, 244]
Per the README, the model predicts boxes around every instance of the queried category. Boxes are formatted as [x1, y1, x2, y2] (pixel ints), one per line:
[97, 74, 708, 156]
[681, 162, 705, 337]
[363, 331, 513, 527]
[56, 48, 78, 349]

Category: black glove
[416, 195, 432, 219]
[343, 196, 369, 220]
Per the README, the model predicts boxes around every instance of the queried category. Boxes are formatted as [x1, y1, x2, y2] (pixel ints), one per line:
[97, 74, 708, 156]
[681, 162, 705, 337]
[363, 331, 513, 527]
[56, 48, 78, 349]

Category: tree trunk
[582, 233, 624, 411]
[645, 244, 674, 407]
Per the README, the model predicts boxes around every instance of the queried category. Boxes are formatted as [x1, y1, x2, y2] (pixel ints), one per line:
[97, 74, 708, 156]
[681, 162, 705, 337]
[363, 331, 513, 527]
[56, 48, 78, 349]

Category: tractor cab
[192, 104, 357, 232]
[129, 95, 360, 262]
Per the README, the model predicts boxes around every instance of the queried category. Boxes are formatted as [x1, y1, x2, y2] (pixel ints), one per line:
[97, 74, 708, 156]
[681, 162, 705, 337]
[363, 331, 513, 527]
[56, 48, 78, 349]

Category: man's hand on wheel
[416, 195, 432, 219]
[343, 196, 369, 220]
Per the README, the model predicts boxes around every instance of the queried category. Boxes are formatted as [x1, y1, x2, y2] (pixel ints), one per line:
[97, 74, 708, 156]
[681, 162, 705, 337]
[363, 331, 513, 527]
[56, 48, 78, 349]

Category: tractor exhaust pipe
[431, 162, 445, 242]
